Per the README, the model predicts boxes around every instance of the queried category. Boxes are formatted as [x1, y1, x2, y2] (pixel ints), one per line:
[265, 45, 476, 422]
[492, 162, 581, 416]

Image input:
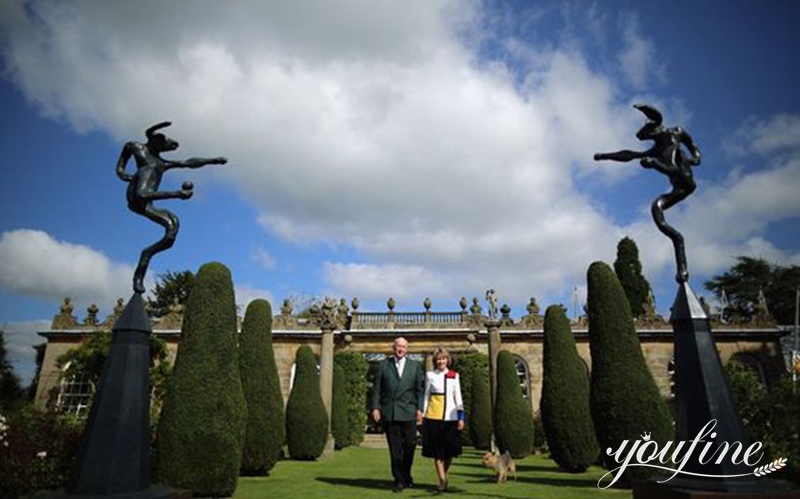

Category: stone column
[319, 299, 337, 455]
[486, 319, 502, 407]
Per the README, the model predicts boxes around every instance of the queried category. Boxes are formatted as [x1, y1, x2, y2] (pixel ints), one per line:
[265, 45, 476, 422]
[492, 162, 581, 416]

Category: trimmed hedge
[332, 351, 368, 449]
[587, 261, 672, 481]
[613, 237, 652, 317]
[286, 346, 328, 459]
[494, 350, 534, 458]
[541, 304, 599, 472]
[331, 364, 348, 449]
[469, 367, 492, 450]
[156, 262, 246, 496]
[239, 299, 284, 475]
[452, 352, 489, 446]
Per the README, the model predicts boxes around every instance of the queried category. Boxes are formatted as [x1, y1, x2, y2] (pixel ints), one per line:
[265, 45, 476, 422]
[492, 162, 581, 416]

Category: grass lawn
[235, 447, 632, 498]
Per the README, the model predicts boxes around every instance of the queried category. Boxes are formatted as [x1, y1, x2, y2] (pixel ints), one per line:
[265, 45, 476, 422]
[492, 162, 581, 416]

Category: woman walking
[422, 347, 465, 492]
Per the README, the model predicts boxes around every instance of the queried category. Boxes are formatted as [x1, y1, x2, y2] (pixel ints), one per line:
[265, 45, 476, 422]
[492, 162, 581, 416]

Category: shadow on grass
[455, 470, 605, 488]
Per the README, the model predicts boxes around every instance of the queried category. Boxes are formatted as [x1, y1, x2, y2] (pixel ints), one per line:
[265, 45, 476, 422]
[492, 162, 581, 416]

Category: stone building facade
[35, 295, 789, 417]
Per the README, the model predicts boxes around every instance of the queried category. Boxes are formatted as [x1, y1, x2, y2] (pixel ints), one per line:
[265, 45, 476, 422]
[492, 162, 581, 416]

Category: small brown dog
[482, 450, 517, 483]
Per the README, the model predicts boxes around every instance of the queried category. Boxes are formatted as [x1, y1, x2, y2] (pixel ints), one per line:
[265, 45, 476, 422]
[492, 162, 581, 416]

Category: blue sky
[2, 0, 799, 384]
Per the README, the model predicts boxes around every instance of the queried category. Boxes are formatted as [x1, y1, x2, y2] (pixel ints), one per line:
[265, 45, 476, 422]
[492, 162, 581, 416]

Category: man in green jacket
[370, 337, 424, 492]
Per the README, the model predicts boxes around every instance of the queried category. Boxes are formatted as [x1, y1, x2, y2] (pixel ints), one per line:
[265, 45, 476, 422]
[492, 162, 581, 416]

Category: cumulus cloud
[235, 284, 275, 313]
[251, 246, 277, 271]
[616, 13, 664, 91]
[0, 229, 134, 308]
[2, 1, 797, 318]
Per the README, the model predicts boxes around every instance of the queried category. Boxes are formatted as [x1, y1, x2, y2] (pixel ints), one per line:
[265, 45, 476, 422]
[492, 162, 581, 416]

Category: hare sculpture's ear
[145, 121, 172, 140]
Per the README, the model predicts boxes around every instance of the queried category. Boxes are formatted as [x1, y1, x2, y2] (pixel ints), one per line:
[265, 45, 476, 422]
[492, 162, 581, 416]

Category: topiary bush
[156, 262, 246, 496]
[613, 237, 652, 317]
[541, 304, 599, 472]
[333, 351, 368, 449]
[494, 350, 534, 458]
[469, 367, 492, 450]
[331, 364, 348, 449]
[587, 261, 672, 481]
[239, 299, 284, 476]
[452, 351, 489, 446]
[286, 346, 328, 460]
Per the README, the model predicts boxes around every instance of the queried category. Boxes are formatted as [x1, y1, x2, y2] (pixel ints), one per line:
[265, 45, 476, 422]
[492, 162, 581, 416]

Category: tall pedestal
[486, 320, 501, 408]
[319, 327, 335, 455]
[634, 282, 796, 498]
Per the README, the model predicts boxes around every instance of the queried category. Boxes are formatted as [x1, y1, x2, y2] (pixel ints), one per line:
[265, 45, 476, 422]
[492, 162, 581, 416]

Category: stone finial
[320, 297, 338, 330]
[526, 297, 540, 316]
[459, 296, 468, 311]
[387, 297, 395, 311]
[351, 297, 360, 311]
[113, 298, 125, 317]
[85, 304, 100, 326]
[751, 288, 775, 326]
[281, 298, 293, 316]
[470, 297, 482, 316]
[52, 297, 79, 329]
[423, 297, 432, 311]
[338, 298, 349, 316]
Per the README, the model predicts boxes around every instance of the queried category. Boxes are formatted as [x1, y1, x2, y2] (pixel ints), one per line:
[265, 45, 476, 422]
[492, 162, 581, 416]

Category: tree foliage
[146, 270, 195, 318]
[494, 350, 534, 459]
[705, 256, 800, 324]
[541, 305, 599, 472]
[53, 330, 170, 412]
[332, 351, 368, 449]
[452, 351, 489, 447]
[613, 237, 652, 317]
[469, 367, 492, 450]
[0, 331, 24, 410]
[239, 299, 284, 475]
[286, 345, 328, 460]
[156, 262, 246, 496]
[587, 261, 672, 482]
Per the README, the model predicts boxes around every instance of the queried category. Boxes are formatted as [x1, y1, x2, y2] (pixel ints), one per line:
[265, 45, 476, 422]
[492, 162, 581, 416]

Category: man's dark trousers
[385, 420, 416, 487]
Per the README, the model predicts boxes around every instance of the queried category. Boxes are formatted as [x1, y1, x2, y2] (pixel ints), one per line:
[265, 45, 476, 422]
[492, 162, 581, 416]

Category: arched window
[512, 355, 531, 405]
[56, 361, 93, 416]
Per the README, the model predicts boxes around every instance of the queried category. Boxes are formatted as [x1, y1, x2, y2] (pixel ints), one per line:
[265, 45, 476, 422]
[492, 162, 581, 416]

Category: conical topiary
[494, 350, 534, 458]
[285, 345, 328, 459]
[331, 363, 348, 449]
[239, 299, 284, 475]
[587, 261, 673, 481]
[156, 262, 246, 496]
[614, 237, 653, 317]
[541, 304, 599, 472]
[469, 367, 493, 450]
[333, 351, 368, 448]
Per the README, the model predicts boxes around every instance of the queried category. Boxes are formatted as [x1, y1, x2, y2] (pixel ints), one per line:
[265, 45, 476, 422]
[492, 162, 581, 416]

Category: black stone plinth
[67, 293, 153, 495]
[639, 282, 796, 496]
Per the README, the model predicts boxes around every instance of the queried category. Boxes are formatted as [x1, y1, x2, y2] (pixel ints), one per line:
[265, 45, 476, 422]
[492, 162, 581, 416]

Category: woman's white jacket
[422, 369, 464, 421]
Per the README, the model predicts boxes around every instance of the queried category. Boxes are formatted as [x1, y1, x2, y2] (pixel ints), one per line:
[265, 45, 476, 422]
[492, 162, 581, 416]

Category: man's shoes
[391, 482, 405, 493]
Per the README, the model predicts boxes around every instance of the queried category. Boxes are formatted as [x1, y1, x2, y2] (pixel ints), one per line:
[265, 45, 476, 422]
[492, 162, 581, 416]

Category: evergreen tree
[0, 331, 24, 410]
[333, 351, 368, 448]
[613, 237, 652, 317]
[285, 345, 328, 460]
[494, 350, 534, 458]
[452, 352, 489, 446]
[331, 364, 348, 449]
[146, 270, 194, 318]
[157, 262, 246, 496]
[541, 305, 599, 472]
[469, 367, 492, 450]
[587, 261, 672, 481]
[239, 299, 284, 475]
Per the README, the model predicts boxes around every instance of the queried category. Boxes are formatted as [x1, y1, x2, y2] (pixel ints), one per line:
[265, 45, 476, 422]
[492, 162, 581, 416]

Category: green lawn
[235, 447, 632, 498]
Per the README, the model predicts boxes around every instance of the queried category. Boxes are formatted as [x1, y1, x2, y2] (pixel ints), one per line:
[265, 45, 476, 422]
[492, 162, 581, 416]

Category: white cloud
[0, 229, 135, 308]
[251, 246, 277, 271]
[616, 13, 664, 91]
[730, 114, 800, 157]
[3, 2, 796, 319]
[235, 284, 275, 313]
